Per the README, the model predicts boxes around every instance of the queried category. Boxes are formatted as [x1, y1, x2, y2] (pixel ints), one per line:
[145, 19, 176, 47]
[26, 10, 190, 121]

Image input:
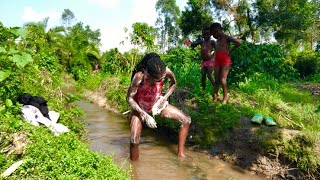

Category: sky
[0, 0, 188, 52]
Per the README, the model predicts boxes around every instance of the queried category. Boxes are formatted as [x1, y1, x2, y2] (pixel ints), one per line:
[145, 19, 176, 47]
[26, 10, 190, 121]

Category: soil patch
[209, 117, 305, 179]
[83, 90, 119, 114]
[297, 83, 320, 96]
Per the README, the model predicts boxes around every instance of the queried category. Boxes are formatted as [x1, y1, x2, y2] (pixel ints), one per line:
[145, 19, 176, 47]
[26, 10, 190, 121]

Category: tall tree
[179, 0, 213, 36]
[156, 0, 180, 51]
[210, 0, 258, 41]
[130, 22, 157, 51]
[61, 9, 76, 31]
[24, 17, 65, 53]
[60, 22, 101, 73]
[255, 0, 320, 50]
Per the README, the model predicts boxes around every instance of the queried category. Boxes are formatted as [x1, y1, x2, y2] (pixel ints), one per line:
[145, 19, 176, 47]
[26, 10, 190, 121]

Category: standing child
[184, 27, 216, 98]
[210, 23, 241, 104]
[127, 52, 191, 161]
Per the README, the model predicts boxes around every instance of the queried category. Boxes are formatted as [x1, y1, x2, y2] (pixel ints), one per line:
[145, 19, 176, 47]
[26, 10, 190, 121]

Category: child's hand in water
[144, 113, 157, 128]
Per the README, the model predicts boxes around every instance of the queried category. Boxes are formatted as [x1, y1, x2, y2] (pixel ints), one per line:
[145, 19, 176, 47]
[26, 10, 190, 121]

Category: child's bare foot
[222, 96, 229, 104]
[212, 98, 218, 103]
[177, 153, 193, 161]
[212, 94, 218, 103]
[178, 153, 187, 158]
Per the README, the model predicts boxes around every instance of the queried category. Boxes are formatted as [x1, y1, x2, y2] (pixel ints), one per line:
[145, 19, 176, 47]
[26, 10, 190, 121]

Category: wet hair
[210, 22, 222, 31]
[131, 52, 166, 81]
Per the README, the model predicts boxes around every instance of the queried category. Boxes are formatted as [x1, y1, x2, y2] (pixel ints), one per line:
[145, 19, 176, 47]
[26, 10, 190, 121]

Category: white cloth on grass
[21, 105, 69, 136]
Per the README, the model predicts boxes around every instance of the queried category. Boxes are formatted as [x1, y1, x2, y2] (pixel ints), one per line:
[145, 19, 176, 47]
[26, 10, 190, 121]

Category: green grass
[279, 85, 316, 104]
[0, 69, 130, 179]
[172, 69, 320, 174]
[0, 107, 129, 179]
[230, 75, 320, 173]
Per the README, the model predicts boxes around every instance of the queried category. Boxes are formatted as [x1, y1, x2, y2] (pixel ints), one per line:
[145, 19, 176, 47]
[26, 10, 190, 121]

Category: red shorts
[201, 59, 214, 68]
[214, 51, 231, 67]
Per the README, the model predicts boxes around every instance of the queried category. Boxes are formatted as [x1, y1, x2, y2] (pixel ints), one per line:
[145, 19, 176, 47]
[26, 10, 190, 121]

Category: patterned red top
[134, 75, 164, 112]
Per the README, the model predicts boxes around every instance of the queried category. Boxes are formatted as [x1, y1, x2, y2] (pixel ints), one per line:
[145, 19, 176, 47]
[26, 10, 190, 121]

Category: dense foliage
[0, 19, 129, 179]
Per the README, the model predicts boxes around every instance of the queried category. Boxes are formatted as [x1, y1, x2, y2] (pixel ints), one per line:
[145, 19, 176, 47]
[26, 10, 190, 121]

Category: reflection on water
[77, 100, 263, 180]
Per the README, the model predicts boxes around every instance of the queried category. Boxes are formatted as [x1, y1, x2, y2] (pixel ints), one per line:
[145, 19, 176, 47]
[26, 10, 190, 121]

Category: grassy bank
[0, 23, 129, 179]
[0, 73, 129, 179]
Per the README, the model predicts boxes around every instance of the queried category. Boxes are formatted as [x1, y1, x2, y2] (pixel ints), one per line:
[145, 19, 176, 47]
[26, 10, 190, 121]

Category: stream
[77, 100, 264, 180]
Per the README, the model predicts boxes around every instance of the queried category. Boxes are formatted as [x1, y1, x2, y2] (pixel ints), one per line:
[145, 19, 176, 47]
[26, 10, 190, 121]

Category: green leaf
[0, 70, 11, 82]
[8, 48, 18, 55]
[0, 47, 5, 53]
[0, 105, 5, 112]
[5, 99, 13, 107]
[11, 52, 33, 68]
[11, 28, 28, 38]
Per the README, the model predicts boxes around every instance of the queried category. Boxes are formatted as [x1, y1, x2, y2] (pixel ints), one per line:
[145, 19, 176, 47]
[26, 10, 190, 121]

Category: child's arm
[227, 35, 241, 52]
[162, 67, 176, 102]
[191, 39, 201, 49]
[183, 37, 201, 49]
[127, 72, 148, 119]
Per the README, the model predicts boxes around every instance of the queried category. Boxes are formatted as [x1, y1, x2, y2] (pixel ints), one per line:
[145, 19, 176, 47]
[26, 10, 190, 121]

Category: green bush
[0, 22, 129, 179]
[230, 42, 298, 85]
[101, 48, 140, 74]
[292, 51, 320, 77]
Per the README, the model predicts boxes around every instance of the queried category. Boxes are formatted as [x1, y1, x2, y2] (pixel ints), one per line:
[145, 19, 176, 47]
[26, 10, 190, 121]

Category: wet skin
[211, 28, 241, 104]
[187, 30, 216, 95]
[127, 68, 191, 161]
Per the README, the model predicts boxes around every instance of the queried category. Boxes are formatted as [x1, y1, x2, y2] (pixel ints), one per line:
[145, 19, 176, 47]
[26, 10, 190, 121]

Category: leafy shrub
[104, 74, 131, 112]
[34, 51, 62, 73]
[230, 42, 298, 85]
[163, 47, 202, 94]
[292, 51, 320, 77]
[101, 48, 139, 74]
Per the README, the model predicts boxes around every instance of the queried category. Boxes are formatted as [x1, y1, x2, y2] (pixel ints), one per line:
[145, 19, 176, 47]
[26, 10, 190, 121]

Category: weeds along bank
[0, 72, 129, 179]
[79, 43, 320, 178]
[0, 24, 129, 179]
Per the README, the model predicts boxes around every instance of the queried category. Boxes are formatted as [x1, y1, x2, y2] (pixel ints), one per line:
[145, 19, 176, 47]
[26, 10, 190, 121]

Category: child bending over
[127, 52, 191, 161]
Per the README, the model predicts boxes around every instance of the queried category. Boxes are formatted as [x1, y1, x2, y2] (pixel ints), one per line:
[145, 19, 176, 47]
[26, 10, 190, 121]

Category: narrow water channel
[77, 100, 263, 180]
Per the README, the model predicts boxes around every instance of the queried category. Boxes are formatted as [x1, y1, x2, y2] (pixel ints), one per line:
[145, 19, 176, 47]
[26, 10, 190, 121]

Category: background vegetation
[1, 0, 319, 179]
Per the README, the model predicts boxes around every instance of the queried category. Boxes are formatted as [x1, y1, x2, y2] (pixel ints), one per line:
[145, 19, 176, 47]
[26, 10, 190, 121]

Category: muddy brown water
[77, 100, 264, 180]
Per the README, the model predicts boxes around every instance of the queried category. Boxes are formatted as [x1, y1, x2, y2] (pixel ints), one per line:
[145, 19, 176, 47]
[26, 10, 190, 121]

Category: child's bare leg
[129, 110, 143, 161]
[130, 143, 139, 161]
[201, 68, 207, 96]
[220, 64, 230, 104]
[213, 66, 221, 102]
[207, 66, 215, 91]
[160, 104, 191, 157]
